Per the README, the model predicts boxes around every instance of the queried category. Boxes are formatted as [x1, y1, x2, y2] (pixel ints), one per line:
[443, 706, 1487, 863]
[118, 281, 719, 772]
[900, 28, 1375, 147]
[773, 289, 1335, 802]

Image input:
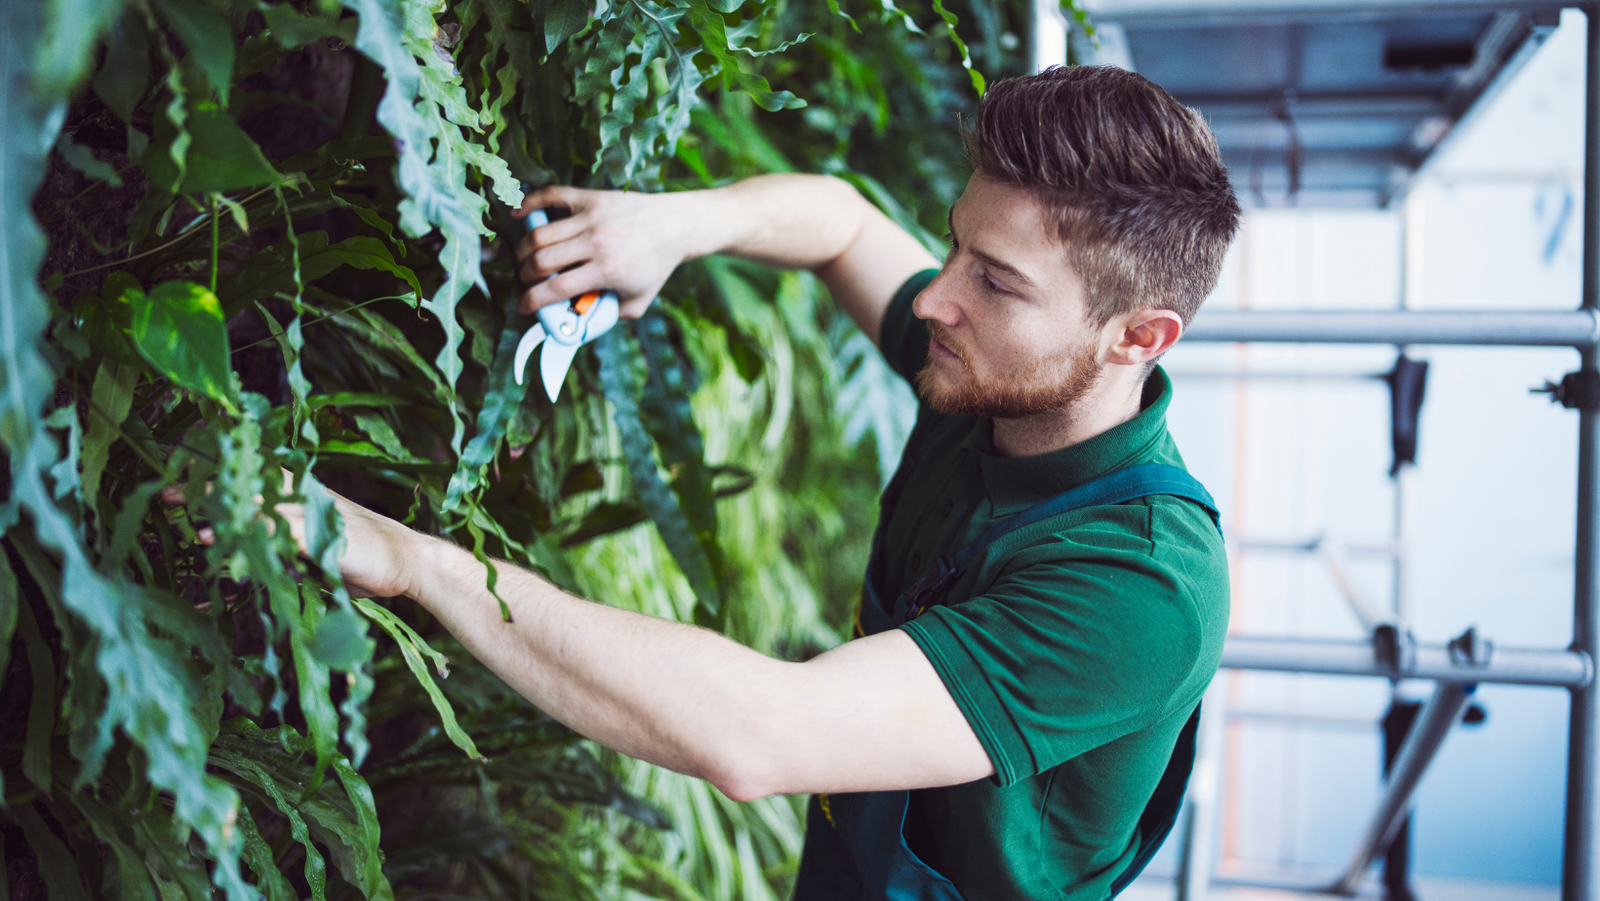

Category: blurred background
[1083, 2, 1591, 897]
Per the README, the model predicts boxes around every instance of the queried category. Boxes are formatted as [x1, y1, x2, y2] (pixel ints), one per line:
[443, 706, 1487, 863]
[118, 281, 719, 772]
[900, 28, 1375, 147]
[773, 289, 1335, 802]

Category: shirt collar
[971, 366, 1175, 513]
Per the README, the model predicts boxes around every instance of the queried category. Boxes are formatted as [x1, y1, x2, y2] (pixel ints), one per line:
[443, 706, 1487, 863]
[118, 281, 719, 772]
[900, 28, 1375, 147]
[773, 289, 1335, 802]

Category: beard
[915, 322, 1104, 419]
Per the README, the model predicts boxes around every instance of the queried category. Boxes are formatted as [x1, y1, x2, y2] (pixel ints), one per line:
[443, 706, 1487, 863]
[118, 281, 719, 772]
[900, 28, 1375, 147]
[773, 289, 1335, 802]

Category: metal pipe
[1331, 682, 1475, 895]
[1185, 308, 1600, 347]
[1177, 679, 1230, 901]
[1088, 0, 1568, 30]
[1221, 636, 1593, 687]
[1028, 0, 1067, 73]
[1566, 10, 1600, 900]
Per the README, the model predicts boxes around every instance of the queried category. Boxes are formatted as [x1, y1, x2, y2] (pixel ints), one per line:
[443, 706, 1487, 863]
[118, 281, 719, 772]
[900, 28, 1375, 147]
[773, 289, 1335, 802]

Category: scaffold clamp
[1532, 369, 1600, 410]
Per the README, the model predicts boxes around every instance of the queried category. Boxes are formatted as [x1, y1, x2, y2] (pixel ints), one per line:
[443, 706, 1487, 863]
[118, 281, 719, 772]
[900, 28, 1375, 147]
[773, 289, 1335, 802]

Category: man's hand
[281, 488, 422, 599]
[515, 186, 694, 319]
[513, 175, 940, 345]
[179, 477, 423, 600]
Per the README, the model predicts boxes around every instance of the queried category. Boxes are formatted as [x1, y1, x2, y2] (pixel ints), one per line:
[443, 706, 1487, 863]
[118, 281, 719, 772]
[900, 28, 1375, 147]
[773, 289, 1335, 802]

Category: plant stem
[230, 294, 417, 355]
[62, 185, 275, 279]
[209, 193, 219, 293]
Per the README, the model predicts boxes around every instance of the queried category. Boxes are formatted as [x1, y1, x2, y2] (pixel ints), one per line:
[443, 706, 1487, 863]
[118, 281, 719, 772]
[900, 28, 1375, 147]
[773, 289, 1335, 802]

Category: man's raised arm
[514, 174, 940, 345]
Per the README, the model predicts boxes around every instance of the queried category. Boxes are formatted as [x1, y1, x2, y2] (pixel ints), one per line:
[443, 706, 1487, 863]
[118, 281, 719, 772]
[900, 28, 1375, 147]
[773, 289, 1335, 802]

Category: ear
[1104, 308, 1183, 366]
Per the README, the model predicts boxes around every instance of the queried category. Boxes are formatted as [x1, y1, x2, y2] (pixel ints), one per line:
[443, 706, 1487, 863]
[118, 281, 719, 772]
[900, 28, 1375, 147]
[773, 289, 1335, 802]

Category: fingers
[617, 294, 657, 320]
[517, 213, 585, 260]
[519, 262, 608, 313]
[515, 184, 589, 218]
[517, 231, 592, 284]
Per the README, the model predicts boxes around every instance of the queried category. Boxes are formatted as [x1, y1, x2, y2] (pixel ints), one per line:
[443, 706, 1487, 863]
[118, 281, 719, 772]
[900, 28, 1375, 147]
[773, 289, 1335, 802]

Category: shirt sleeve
[878, 268, 940, 386]
[899, 526, 1213, 787]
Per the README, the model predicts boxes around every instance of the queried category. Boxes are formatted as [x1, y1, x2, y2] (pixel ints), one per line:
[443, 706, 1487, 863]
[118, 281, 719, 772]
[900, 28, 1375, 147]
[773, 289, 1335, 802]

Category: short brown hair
[964, 65, 1240, 327]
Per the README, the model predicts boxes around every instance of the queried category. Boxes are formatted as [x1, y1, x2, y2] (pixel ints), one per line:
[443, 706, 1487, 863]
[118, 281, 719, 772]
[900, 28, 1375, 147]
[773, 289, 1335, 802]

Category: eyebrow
[947, 207, 1036, 288]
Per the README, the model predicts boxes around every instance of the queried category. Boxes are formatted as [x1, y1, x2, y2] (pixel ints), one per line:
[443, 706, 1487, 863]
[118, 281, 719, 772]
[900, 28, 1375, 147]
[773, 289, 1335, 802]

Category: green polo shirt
[873, 270, 1229, 900]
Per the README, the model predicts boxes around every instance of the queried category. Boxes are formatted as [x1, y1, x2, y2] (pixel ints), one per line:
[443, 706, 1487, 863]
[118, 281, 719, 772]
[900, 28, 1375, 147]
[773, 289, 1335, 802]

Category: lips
[927, 323, 965, 363]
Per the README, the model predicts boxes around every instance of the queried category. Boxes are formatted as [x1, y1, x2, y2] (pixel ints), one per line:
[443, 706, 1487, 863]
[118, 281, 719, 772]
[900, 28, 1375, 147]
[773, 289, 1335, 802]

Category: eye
[967, 260, 1007, 295]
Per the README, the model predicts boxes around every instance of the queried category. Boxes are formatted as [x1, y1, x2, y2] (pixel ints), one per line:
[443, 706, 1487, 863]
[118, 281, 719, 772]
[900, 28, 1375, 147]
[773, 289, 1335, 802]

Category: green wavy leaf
[129, 279, 237, 409]
[596, 326, 720, 621]
[354, 596, 486, 761]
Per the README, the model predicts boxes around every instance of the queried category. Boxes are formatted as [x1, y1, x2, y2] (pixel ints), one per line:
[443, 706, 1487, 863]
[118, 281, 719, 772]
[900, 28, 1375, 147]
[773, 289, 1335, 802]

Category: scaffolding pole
[1331, 682, 1477, 896]
[1566, 9, 1600, 900]
[1222, 636, 1593, 687]
[1184, 308, 1600, 347]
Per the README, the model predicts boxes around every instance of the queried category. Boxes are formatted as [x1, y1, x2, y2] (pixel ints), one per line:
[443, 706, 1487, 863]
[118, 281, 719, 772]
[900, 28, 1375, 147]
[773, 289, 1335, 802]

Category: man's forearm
[401, 530, 784, 790]
[681, 174, 940, 343]
[679, 174, 877, 270]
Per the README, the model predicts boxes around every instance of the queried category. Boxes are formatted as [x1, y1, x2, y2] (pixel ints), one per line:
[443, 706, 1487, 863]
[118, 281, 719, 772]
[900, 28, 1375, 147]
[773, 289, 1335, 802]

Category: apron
[792, 463, 1222, 901]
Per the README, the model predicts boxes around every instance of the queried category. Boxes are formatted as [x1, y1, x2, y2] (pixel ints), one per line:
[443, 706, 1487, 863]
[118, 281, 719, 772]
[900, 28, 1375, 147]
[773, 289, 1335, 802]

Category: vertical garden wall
[0, 1, 1045, 898]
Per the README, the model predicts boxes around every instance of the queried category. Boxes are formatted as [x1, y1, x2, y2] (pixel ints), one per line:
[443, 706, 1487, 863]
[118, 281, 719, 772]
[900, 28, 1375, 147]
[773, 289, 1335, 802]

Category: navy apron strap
[1108, 703, 1202, 898]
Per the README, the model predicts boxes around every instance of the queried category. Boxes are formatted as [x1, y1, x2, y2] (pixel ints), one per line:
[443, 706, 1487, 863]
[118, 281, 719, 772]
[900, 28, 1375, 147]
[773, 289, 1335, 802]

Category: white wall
[1159, 10, 1589, 883]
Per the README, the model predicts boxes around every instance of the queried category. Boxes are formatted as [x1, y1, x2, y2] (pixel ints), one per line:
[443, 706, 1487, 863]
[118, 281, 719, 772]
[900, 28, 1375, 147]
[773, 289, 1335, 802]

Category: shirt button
[909, 552, 923, 572]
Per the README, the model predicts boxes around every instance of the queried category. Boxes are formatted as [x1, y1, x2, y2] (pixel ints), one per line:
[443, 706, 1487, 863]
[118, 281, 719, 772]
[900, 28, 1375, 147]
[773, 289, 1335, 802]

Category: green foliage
[5, 0, 1048, 898]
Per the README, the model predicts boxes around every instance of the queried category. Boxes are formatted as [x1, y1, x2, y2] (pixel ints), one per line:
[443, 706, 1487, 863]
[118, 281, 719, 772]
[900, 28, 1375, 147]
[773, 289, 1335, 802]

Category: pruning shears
[513, 207, 620, 402]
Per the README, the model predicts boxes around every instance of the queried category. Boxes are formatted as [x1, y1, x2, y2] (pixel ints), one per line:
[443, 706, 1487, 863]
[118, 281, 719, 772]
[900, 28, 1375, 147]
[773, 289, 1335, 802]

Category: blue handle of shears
[523, 208, 619, 346]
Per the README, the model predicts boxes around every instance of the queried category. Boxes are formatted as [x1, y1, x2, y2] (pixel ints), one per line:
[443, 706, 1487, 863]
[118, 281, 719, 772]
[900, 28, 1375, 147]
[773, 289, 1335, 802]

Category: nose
[912, 266, 962, 328]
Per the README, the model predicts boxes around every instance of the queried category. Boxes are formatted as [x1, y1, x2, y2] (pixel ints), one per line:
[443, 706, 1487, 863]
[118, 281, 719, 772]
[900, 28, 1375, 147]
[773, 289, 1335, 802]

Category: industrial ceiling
[1077, 0, 1570, 207]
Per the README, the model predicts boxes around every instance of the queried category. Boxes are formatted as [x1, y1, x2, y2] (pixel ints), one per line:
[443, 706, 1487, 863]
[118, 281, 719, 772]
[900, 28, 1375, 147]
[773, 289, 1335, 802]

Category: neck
[990, 366, 1148, 457]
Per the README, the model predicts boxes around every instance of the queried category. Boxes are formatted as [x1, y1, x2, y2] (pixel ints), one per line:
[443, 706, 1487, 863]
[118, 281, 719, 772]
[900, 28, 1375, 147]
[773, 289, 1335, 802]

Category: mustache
[926, 322, 969, 366]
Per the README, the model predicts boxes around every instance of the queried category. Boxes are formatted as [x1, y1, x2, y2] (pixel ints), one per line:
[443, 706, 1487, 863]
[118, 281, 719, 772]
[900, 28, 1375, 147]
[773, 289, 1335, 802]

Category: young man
[303, 66, 1240, 899]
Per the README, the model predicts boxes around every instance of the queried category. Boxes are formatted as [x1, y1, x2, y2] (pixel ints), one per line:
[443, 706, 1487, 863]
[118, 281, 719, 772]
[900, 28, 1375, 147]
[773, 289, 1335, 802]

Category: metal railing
[1171, 11, 1600, 896]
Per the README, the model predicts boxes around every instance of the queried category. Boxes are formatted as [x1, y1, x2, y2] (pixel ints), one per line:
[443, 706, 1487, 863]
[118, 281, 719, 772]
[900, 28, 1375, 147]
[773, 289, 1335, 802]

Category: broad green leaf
[318, 235, 423, 297]
[142, 105, 280, 194]
[261, 2, 360, 49]
[151, 0, 235, 102]
[230, 232, 420, 311]
[78, 273, 145, 367]
[129, 279, 236, 409]
[36, 0, 125, 98]
[5, 802, 91, 901]
[71, 792, 161, 901]
[308, 392, 408, 409]
[837, 330, 916, 485]
[544, 0, 589, 54]
[80, 359, 139, 503]
[93, 8, 151, 122]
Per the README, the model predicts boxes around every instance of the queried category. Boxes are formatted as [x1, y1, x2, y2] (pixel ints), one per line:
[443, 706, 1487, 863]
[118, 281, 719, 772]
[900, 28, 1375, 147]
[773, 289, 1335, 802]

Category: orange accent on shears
[573, 291, 602, 315]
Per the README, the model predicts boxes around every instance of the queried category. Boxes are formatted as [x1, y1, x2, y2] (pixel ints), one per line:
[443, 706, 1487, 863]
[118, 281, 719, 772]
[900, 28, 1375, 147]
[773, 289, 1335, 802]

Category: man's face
[913, 175, 1104, 420]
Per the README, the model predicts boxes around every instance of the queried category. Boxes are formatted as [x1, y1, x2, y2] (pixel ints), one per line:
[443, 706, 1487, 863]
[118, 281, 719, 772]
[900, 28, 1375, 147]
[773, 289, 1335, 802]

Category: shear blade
[513, 324, 547, 386]
[540, 340, 580, 402]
